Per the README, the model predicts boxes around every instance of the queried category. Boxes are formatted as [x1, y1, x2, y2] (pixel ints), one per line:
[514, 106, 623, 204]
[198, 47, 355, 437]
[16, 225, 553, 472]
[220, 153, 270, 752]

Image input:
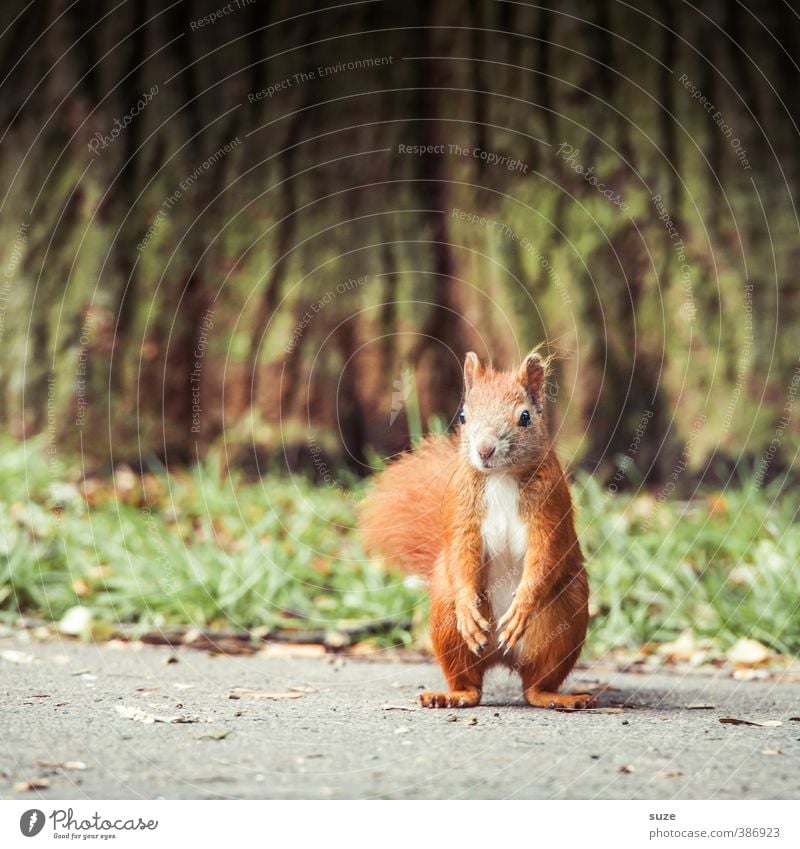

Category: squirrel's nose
[477, 442, 496, 461]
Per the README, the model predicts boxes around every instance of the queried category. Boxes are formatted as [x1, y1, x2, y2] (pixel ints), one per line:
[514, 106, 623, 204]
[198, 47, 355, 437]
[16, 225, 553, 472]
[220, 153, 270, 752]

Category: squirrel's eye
[459, 409, 466, 425]
[518, 410, 531, 427]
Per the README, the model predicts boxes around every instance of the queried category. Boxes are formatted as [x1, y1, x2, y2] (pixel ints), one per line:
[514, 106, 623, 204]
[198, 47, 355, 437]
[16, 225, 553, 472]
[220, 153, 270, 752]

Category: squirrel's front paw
[497, 598, 532, 651]
[455, 596, 490, 655]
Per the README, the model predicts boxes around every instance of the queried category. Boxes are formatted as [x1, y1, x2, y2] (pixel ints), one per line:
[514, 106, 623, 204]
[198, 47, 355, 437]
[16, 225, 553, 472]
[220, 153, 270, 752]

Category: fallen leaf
[196, 730, 230, 741]
[115, 705, 203, 724]
[58, 606, 93, 638]
[229, 688, 303, 701]
[656, 769, 684, 778]
[468, 716, 478, 726]
[719, 716, 783, 728]
[1, 650, 34, 664]
[657, 629, 696, 663]
[294, 753, 324, 763]
[13, 778, 50, 792]
[686, 703, 716, 710]
[261, 643, 326, 658]
[445, 714, 458, 722]
[617, 764, 635, 773]
[380, 704, 416, 711]
[727, 638, 772, 669]
[34, 760, 87, 771]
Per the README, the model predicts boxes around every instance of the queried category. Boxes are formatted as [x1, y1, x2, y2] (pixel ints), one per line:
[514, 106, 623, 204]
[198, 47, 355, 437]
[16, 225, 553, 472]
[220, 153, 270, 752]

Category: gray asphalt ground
[1, 637, 798, 799]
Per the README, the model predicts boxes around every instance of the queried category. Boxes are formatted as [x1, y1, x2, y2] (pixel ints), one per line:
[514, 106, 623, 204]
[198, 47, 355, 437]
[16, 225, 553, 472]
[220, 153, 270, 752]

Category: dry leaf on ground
[115, 705, 203, 724]
[727, 638, 772, 669]
[196, 730, 230, 740]
[656, 630, 698, 664]
[1, 650, 34, 664]
[260, 643, 326, 658]
[34, 760, 87, 771]
[13, 778, 51, 792]
[228, 687, 304, 701]
[719, 716, 783, 728]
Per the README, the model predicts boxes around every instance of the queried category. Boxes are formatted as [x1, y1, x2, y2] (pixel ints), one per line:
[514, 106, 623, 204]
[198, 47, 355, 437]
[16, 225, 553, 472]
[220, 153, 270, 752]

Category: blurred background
[0, 0, 797, 663]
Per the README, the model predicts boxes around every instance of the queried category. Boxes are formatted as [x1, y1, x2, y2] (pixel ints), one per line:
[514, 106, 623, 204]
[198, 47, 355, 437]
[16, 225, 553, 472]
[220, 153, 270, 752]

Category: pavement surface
[1, 637, 799, 799]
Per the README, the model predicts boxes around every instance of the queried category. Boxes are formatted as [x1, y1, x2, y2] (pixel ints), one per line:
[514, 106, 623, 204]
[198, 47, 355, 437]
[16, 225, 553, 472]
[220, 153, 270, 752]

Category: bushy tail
[359, 435, 459, 577]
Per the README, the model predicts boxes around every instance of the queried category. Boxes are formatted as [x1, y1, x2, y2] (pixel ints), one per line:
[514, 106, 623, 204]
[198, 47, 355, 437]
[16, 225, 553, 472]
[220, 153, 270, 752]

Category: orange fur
[359, 435, 458, 577]
[360, 350, 591, 709]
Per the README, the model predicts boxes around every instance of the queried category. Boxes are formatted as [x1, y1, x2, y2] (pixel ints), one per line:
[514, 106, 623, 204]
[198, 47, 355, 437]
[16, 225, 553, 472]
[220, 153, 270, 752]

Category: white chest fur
[481, 475, 527, 621]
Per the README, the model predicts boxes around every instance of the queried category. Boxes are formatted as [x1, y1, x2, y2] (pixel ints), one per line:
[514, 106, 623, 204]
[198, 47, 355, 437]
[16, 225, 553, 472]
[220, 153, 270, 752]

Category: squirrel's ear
[519, 351, 545, 396]
[463, 351, 482, 393]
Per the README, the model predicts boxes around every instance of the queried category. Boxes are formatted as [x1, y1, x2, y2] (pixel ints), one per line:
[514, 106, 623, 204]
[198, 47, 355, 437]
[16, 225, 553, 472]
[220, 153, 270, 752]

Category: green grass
[577, 474, 800, 656]
[0, 437, 798, 656]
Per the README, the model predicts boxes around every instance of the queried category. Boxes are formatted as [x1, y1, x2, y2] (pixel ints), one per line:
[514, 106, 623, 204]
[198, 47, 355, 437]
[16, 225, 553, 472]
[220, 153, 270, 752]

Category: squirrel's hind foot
[419, 689, 481, 708]
[524, 690, 596, 710]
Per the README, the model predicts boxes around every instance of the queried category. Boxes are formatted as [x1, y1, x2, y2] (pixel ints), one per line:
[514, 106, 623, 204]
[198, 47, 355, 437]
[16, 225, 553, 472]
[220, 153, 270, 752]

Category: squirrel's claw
[497, 601, 531, 650]
[456, 598, 491, 654]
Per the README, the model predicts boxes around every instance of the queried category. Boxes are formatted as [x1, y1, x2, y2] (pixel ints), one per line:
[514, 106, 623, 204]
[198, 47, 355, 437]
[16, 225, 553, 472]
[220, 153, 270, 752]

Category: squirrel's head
[459, 349, 550, 473]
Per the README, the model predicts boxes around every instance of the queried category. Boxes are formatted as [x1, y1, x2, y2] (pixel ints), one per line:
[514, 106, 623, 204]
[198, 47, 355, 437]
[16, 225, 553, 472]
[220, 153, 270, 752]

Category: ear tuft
[519, 351, 545, 396]
[463, 352, 482, 393]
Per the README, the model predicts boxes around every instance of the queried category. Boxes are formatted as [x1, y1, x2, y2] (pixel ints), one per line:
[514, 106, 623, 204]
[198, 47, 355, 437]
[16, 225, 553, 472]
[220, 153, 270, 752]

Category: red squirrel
[360, 350, 594, 709]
